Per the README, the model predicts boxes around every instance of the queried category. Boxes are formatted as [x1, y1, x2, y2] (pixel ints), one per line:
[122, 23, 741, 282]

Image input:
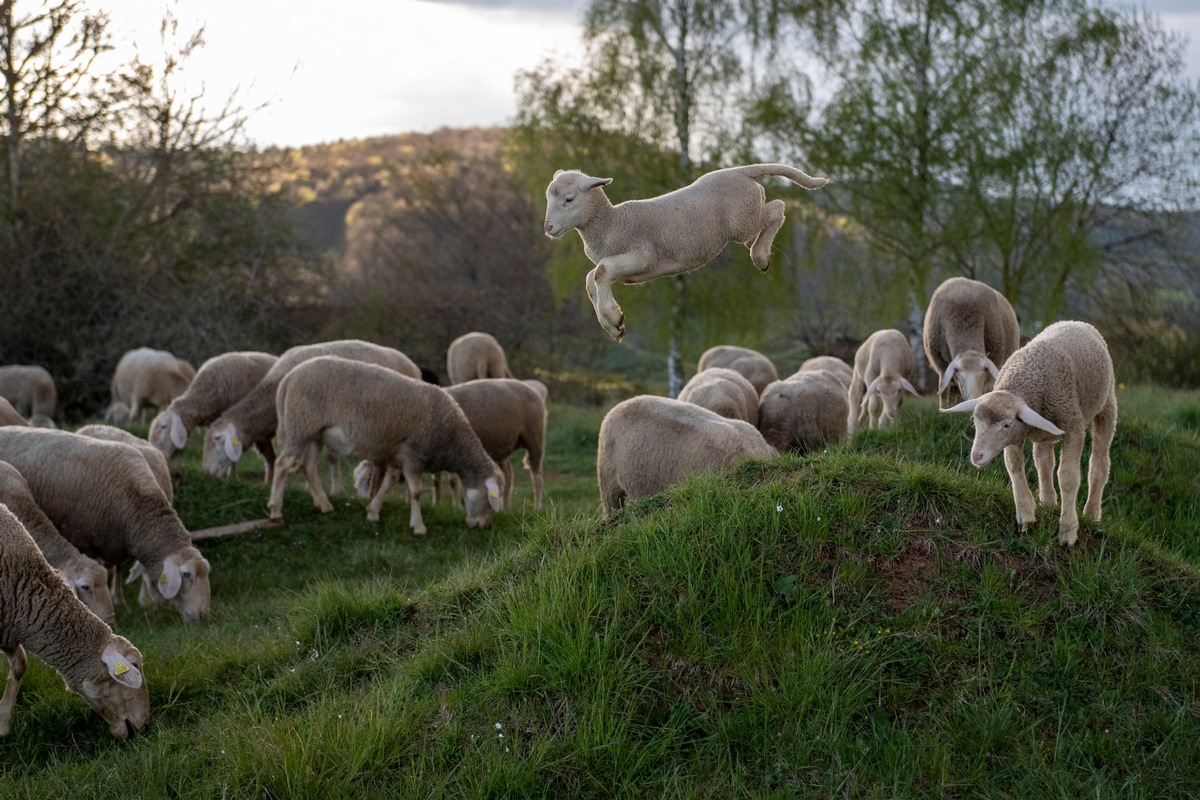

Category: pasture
[1, 387, 1198, 798]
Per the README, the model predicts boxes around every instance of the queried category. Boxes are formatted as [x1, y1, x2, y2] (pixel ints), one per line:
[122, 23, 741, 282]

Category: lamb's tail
[738, 163, 828, 190]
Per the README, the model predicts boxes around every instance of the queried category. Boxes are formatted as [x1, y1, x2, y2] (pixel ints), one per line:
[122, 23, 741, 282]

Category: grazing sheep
[0, 462, 115, 625]
[268, 357, 504, 534]
[0, 399, 27, 426]
[203, 340, 419, 485]
[0, 428, 211, 623]
[793, 355, 853, 389]
[942, 321, 1117, 547]
[522, 379, 549, 403]
[678, 367, 760, 426]
[0, 505, 149, 739]
[758, 370, 851, 454]
[446, 332, 513, 384]
[75, 424, 175, 505]
[923, 277, 1021, 408]
[107, 348, 196, 424]
[0, 365, 57, 427]
[148, 351, 278, 463]
[543, 164, 828, 341]
[696, 345, 780, 396]
[597, 395, 778, 516]
[848, 329, 920, 433]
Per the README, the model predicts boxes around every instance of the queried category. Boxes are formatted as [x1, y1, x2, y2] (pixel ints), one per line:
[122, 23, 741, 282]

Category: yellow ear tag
[231, 436, 242, 447]
[114, 662, 130, 676]
[159, 573, 169, 584]
[488, 488, 500, 498]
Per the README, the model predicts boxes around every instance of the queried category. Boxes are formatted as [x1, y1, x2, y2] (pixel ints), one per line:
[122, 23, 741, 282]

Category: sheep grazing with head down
[678, 367, 760, 426]
[923, 277, 1021, 408]
[758, 370, 850, 454]
[446, 332, 513, 384]
[848, 329, 920, 434]
[696, 345, 780, 396]
[0, 504, 149, 739]
[792, 355, 853, 389]
[544, 164, 827, 341]
[106, 348, 196, 425]
[943, 320, 1117, 547]
[0, 365, 57, 427]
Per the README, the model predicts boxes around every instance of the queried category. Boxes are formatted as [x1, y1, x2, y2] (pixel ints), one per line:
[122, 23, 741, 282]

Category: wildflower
[776, 504, 783, 513]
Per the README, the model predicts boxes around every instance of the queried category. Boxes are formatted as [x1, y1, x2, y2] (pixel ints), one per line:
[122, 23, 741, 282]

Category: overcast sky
[98, 0, 1200, 149]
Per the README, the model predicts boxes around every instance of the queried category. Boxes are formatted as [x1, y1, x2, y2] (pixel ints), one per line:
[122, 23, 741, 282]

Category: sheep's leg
[586, 249, 658, 342]
[867, 394, 883, 429]
[449, 473, 464, 509]
[267, 451, 304, 520]
[1083, 394, 1117, 522]
[747, 199, 787, 271]
[257, 439, 277, 485]
[365, 461, 395, 522]
[1056, 431, 1086, 546]
[1032, 440, 1057, 506]
[0, 645, 27, 736]
[432, 472, 443, 505]
[847, 381, 865, 435]
[525, 452, 544, 512]
[300, 442, 333, 514]
[500, 459, 515, 508]
[403, 466, 428, 536]
[327, 453, 343, 496]
[1003, 443, 1038, 532]
[586, 266, 625, 342]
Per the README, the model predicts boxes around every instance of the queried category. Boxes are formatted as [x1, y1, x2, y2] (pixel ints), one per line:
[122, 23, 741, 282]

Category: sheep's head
[544, 170, 612, 238]
[202, 419, 243, 477]
[152, 548, 212, 623]
[463, 469, 505, 529]
[939, 350, 1000, 404]
[75, 636, 150, 740]
[863, 374, 919, 428]
[63, 559, 116, 625]
[942, 390, 1065, 467]
[149, 410, 189, 459]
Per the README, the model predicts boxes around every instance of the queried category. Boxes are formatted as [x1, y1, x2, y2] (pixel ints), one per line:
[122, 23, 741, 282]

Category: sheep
[148, 351, 278, 465]
[696, 345, 780, 396]
[202, 340, 420, 486]
[922, 277, 1021, 408]
[847, 329, 920, 434]
[107, 348, 197, 424]
[0, 504, 149, 739]
[543, 164, 828, 341]
[942, 320, 1117, 547]
[522, 379, 549, 403]
[597, 395, 778, 516]
[792, 355, 853, 389]
[75, 424, 175, 505]
[0, 398, 27, 426]
[267, 357, 504, 534]
[677, 367, 760, 426]
[0, 462, 115, 625]
[446, 332, 513, 384]
[758, 370, 851, 454]
[0, 428, 211, 623]
[0, 365, 57, 427]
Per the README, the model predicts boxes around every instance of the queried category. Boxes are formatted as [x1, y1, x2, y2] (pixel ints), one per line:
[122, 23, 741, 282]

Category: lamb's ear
[984, 359, 1000, 379]
[581, 174, 613, 191]
[1016, 403, 1065, 436]
[485, 477, 503, 512]
[169, 413, 188, 450]
[158, 557, 182, 600]
[900, 377, 920, 396]
[864, 377, 881, 398]
[125, 562, 145, 585]
[942, 397, 981, 414]
[938, 359, 960, 395]
[222, 428, 243, 462]
[101, 647, 143, 689]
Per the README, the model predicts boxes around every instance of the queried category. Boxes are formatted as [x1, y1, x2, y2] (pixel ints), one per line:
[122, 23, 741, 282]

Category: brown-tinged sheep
[678, 367, 760, 426]
[923, 277, 1021, 407]
[848, 329, 919, 433]
[446, 332, 513, 384]
[696, 345, 780, 396]
[758, 370, 850, 454]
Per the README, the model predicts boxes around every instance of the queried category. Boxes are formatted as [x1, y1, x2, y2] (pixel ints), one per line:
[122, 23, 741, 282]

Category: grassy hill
[1, 389, 1198, 798]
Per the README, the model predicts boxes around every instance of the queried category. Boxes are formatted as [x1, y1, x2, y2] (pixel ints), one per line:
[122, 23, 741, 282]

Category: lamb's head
[939, 350, 1000, 403]
[202, 419, 243, 476]
[943, 390, 1065, 467]
[863, 374, 919, 428]
[62, 558, 116, 625]
[463, 467, 505, 529]
[149, 547, 211, 623]
[74, 635, 149, 740]
[544, 170, 612, 238]
[149, 409, 189, 459]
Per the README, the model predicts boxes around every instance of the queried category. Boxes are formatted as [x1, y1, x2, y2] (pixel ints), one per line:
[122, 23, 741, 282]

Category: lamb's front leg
[1056, 432, 1085, 547]
[1003, 443, 1038, 531]
[404, 466, 428, 536]
[365, 461, 395, 522]
[585, 249, 658, 342]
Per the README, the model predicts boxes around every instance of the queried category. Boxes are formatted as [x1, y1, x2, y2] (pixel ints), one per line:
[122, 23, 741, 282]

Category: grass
[1, 388, 1198, 798]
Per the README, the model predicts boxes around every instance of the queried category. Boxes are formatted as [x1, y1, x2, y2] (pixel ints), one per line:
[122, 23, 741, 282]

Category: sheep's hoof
[316, 500, 334, 514]
[1057, 522, 1079, 547]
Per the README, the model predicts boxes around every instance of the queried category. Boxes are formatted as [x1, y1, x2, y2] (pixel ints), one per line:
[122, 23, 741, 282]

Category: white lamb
[543, 164, 828, 341]
[106, 348, 196, 424]
[0, 428, 212, 623]
[923, 277, 1021, 407]
[848, 329, 920, 433]
[943, 320, 1117, 547]
[148, 351, 278, 463]
[0, 365, 57, 427]
[446, 332, 513, 384]
[268, 357, 504, 534]
[597, 395, 778, 516]
[678, 367, 760, 426]
[696, 345, 780, 396]
[0, 504, 149, 739]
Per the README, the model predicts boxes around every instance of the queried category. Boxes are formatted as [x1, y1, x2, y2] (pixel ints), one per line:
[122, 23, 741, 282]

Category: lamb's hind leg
[1033, 440, 1057, 506]
[300, 442, 334, 514]
[0, 645, 27, 735]
[1083, 393, 1117, 522]
[748, 199, 786, 271]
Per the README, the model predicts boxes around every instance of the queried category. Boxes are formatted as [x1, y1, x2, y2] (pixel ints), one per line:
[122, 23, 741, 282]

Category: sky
[97, 0, 1200, 149]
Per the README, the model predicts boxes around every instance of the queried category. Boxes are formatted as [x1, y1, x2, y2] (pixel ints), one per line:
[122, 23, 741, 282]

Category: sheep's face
[77, 638, 150, 740]
[156, 550, 212, 623]
[943, 390, 1064, 468]
[202, 420, 242, 477]
[544, 170, 612, 238]
[64, 562, 116, 625]
[865, 375, 917, 428]
[941, 351, 999, 403]
[148, 410, 188, 459]
[464, 472, 504, 529]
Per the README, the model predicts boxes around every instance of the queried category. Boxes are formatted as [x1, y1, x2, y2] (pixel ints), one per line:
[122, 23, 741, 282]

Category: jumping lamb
[0, 428, 211, 622]
[848, 329, 920, 433]
[696, 345, 780, 396]
[678, 367, 760, 426]
[943, 320, 1117, 547]
[923, 277, 1021, 408]
[0, 504, 149, 739]
[758, 370, 850, 454]
[106, 348, 196, 424]
[268, 357, 504, 534]
[0, 365, 57, 427]
[446, 332, 513, 384]
[597, 395, 778, 516]
[543, 164, 827, 341]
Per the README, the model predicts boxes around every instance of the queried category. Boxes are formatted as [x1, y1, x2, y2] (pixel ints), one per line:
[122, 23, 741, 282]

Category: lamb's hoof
[1058, 522, 1079, 547]
[366, 511, 380, 523]
[317, 501, 334, 514]
[412, 527, 427, 537]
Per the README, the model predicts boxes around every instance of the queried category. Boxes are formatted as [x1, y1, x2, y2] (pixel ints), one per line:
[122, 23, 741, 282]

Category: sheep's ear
[984, 359, 1000, 379]
[1016, 403, 1065, 436]
[938, 359, 960, 395]
[864, 377, 881, 398]
[169, 413, 188, 449]
[125, 562, 145, 585]
[222, 428, 243, 462]
[158, 558, 182, 599]
[101, 647, 143, 689]
[581, 174, 613, 191]
[352, 460, 374, 498]
[485, 477, 503, 512]
[900, 377, 919, 396]
[942, 397, 981, 414]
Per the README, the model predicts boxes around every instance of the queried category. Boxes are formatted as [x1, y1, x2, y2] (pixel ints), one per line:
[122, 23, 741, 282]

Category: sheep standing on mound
[544, 164, 827, 341]
[792, 355, 853, 389]
[268, 357, 504, 534]
[923, 277, 1021, 408]
[0, 504, 149, 739]
[597, 395, 777, 516]
[106, 348, 196, 424]
[758, 370, 850, 454]
[0, 428, 211, 623]
[696, 345, 779, 396]
[0, 365, 57, 427]
[943, 321, 1117, 547]
[848, 330, 920, 433]
[446, 332, 513, 384]
[678, 367, 760, 426]
[149, 351, 278, 464]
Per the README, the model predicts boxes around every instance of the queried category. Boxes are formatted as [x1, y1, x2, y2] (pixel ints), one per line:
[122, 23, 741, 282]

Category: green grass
[2, 390, 1199, 798]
